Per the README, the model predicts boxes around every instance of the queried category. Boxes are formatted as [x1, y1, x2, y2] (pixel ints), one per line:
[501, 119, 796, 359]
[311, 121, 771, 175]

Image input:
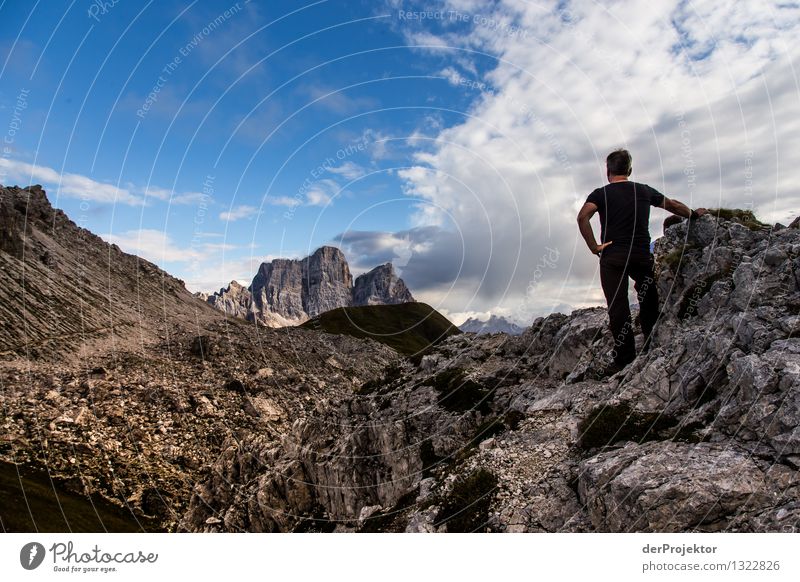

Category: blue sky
[1, 1, 799, 324]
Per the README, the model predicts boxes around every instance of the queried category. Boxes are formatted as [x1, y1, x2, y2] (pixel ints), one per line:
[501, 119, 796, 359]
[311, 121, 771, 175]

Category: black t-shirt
[585, 181, 665, 256]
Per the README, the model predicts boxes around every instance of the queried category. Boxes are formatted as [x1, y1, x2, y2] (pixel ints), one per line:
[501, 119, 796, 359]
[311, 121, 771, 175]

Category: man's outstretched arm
[661, 196, 707, 218]
[577, 202, 612, 255]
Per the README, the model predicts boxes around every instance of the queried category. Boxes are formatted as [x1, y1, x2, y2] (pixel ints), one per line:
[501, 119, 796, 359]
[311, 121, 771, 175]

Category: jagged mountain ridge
[202, 248, 414, 326]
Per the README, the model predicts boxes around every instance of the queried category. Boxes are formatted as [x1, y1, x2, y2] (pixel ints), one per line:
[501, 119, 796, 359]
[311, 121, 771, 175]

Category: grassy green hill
[301, 302, 460, 357]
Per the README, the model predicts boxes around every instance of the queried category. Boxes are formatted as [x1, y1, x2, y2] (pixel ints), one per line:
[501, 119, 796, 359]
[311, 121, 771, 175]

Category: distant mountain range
[459, 314, 524, 335]
[198, 246, 414, 327]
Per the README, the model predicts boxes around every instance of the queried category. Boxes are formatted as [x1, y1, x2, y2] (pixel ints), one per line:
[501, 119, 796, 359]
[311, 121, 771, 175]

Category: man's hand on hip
[592, 241, 613, 255]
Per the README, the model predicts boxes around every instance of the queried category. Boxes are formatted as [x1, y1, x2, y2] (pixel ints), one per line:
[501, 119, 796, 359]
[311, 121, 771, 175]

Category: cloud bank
[349, 0, 800, 323]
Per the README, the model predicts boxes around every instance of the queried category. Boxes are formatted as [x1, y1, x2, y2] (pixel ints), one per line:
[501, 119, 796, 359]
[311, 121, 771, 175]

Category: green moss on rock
[708, 207, 768, 231]
[659, 243, 698, 272]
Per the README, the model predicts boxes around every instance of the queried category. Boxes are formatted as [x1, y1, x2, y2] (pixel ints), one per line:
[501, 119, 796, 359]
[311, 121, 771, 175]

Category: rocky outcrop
[302, 246, 354, 316]
[205, 248, 415, 327]
[0, 320, 398, 530]
[0, 191, 24, 259]
[181, 211, 800, 533]
[579, 441, 797, 532]
[352, 263, 414, 306]
[206, 280, 253, 321]
[248, 246, 353, 325]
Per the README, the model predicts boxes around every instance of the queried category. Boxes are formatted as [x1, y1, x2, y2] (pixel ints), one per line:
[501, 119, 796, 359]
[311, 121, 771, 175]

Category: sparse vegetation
[677, 270, 730, 319]
[659, 243, 698, 272]
[708, 207, 768, 231]
[0, 461, 157, 532]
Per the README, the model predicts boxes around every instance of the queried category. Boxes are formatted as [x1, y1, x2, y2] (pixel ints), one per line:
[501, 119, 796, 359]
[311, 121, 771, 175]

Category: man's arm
[577, 202, 612, 255]
[661, 196, 707, 219]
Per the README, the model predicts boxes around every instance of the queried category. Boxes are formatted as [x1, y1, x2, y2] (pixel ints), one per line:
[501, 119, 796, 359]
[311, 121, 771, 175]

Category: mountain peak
[352, 262, 413, 307]
[204, 247, 414, 326]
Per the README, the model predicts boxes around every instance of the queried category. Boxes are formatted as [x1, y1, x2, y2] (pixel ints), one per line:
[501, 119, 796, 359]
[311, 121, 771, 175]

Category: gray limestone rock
[205, 248, 414, 326]
[352, 263, 414, 306]
[578, 441, 796, 532]
[206, 280, 253, 321]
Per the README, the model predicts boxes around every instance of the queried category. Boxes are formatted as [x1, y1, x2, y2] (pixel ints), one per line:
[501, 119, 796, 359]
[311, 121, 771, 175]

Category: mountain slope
[3, 187, 797, 534]
[0, 184, 221, 359]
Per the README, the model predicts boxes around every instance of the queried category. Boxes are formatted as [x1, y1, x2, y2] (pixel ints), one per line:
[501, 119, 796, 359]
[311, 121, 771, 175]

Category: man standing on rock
[577, 149, 707, 374]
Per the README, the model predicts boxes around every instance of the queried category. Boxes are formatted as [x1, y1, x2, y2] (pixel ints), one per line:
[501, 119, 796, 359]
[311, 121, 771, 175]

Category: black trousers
[599, 252, 659, 367]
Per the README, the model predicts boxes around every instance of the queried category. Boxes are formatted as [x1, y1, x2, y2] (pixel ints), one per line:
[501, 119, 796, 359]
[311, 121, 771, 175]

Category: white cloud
[0, 158, 144, 205]
[305, 179, 341, 207]
[101, 229, 258, 293]
[338, 229, 432, 276]
[266, 196, 301, 207]
[144, 187, 209, 205]
[327, 161, 367, 180]
[361, 128, 393, 160]
[102, 229, 203, 263]
[306, 189, 332, 207]
[219, 205, 260, 221]
[0, 158, 216, 210]
[438, 66, 465, 86]
[183, 255, 263, 294]
[143, 187, 172, 201]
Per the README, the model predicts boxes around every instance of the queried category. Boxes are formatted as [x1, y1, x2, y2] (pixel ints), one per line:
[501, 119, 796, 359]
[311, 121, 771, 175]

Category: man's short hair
[607, 149, 632, 176]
